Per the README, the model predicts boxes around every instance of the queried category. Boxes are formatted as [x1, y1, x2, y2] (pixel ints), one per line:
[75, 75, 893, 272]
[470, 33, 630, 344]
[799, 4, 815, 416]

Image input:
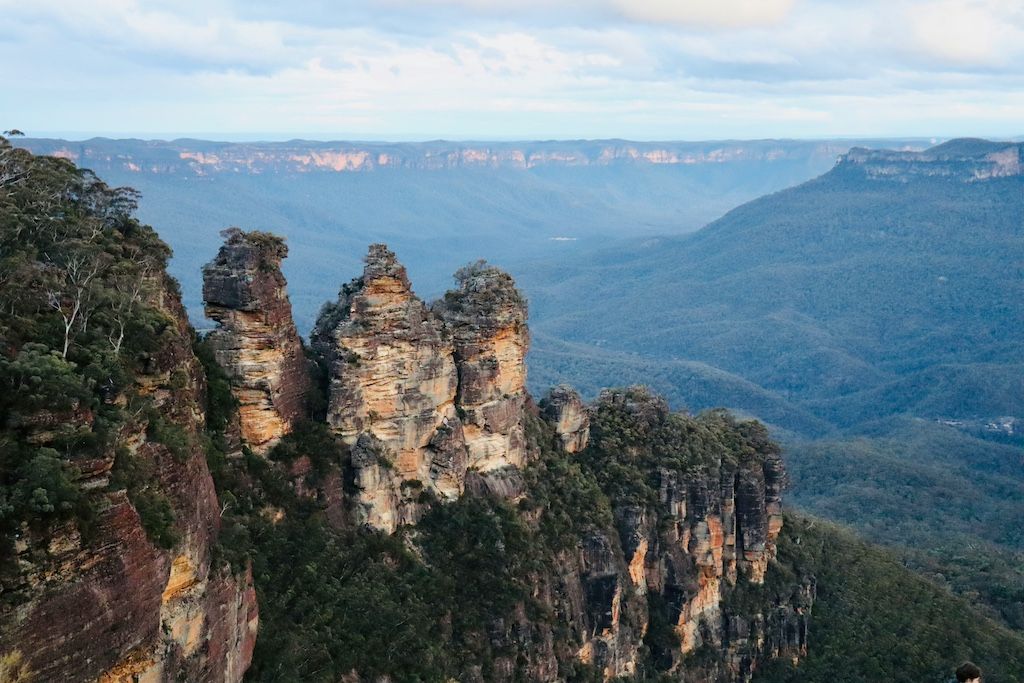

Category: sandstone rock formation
[313, 248, 531, 531]
[540, 384, 590, 453]
[205, 236, 807, 681]
[567, 389, 807, 680]
[0, 272, 257, 683]
[435, 260, 530, 471]
[203, 227, 310, 453]
[313, 245, 464, 530]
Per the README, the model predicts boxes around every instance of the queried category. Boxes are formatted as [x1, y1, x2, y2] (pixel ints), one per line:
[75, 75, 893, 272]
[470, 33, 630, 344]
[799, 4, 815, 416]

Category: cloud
[904, 0, 1024, 67]
[377, 0, 798, 28]
[608, 0, 797, 27]
[1, 0, 1022, 138]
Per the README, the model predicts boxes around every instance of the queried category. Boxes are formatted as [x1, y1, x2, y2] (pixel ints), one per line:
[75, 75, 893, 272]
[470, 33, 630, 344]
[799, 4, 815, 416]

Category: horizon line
[16, 132, 978, 145]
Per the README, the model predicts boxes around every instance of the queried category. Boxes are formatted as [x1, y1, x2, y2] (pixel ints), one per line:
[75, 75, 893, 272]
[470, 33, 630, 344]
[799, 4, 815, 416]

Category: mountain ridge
[4, 136, 1024, 681]
[17, 137, 933, 175]
[521, 136, 1024, 637]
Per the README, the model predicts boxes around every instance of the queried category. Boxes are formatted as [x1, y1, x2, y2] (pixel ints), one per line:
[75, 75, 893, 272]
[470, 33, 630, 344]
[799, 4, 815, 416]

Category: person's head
[956, 662, 982, 683]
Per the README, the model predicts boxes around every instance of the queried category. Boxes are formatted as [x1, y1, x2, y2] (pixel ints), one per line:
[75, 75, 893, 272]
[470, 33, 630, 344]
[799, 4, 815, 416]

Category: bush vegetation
[754, 515, 1024, 683]
[0, 136, 188, 555]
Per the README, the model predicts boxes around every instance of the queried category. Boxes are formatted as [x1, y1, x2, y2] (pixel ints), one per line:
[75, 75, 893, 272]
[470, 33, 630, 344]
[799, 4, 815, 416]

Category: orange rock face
[436, 261, 531, 472]
[0, 274, 257, 683]
[565, 388, 806, 682]
[540, 385, 591, 454]
[203, 228, 311, 453]
[313, 247, 531, 531]
[316, 246, 465, 530]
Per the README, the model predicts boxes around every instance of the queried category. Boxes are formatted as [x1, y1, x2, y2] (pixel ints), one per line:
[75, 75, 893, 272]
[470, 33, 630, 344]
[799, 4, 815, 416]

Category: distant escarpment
[199, 232, 811, 682]
[839, 138, 1022, 181]
[0, 139, 256, 682]
[17, 137, 921, 176]
[0, 136, 810, 682]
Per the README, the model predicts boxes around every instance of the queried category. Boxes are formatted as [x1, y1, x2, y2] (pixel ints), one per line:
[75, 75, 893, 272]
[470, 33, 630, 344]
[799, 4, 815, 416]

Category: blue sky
[2, 0, 1023, 140]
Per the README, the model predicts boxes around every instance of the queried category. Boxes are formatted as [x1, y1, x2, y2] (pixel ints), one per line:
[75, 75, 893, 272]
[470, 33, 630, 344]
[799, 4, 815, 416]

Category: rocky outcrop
[435, 261, 530, 472]
[314, 245, 464, 530]
[0, 273, 257, 683]
[540, 384, 590, 453]
[203, 227, 311, 453]
[307, 249, 801, 682]
[563, 389, 807, 681]
[840, 139, 1023, 182]
[313, 248, 531, 531]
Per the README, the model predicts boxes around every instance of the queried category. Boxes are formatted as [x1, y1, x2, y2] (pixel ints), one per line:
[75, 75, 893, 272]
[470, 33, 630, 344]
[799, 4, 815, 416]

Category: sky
[2, 0, 1023, 140]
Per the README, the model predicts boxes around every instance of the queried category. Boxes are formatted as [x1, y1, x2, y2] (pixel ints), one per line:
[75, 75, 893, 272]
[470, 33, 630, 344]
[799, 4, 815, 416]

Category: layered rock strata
[535, 389, 807, 682]
[314, 246, 463, 530]
[0, 273, 257, 683]
[203, 228, 310, 453]
[540, 384, 590, 453]
[314, 248, 531, 531]
[434, 261, 530, 471]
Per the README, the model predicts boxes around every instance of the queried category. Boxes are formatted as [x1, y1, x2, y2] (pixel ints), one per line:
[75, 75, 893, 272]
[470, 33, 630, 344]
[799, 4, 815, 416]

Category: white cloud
[609, 0, 797, 27]
[378, 0, 798, 28]
[1, 0, 1023, 138]
[904, 0, 1024, 67]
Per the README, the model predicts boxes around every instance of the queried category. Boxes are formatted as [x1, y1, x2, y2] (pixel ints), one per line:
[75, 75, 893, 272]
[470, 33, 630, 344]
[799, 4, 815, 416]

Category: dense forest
[3, 136, 1024, 681]
[0, 135, 182, 553]
[754, 516, 1024, 683]
[523, 142, 1024, 631]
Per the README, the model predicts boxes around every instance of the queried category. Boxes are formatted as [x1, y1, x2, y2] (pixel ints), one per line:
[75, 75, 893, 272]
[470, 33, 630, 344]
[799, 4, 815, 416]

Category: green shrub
[145, 410, 191, 461]
[132, 489, 178, 549]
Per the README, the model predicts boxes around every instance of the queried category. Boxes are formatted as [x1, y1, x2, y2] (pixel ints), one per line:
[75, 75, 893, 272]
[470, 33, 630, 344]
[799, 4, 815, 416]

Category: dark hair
[956, 662, 982, 682]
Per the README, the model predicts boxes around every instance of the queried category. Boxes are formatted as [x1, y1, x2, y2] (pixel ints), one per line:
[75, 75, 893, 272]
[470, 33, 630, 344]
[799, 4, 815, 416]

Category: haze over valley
[5, 0, 1024, 680]
[15, 133, 1024, 641]
[18, 136, 930, 330]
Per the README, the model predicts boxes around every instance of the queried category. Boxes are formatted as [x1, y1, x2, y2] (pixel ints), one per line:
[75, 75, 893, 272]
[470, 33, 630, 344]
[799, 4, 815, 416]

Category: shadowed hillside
[522, 139, 1024, 631]
[16, 137, 929, 330]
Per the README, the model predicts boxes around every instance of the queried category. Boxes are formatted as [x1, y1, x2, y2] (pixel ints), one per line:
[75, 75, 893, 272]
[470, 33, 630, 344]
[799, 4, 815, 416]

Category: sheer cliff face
[0, 274, 257, 683]
[435, 262, 530, 472]
[542, 391, 807, 682]
[203, 228, 310, 453]
[313, 247, 530, 530]
[540, 385, 591, 453]
[319, 245, 463, 529]
[840, 140, 1023, 181]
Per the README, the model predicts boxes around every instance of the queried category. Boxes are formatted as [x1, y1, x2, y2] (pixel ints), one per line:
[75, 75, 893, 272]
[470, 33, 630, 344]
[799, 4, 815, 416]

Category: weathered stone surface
[436, 261, 530, 471]
[540, 384, 590, 453]
[317, 245, 465, 531]
[203, 227, 310, 452]
[0, 273, 257, 683]
[316, 248, 532, 531]
[575, 531, 644, 678]
[324, 245, 458, 467]
[348, 431, 402, 530]
[556, 388, 805, 682]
